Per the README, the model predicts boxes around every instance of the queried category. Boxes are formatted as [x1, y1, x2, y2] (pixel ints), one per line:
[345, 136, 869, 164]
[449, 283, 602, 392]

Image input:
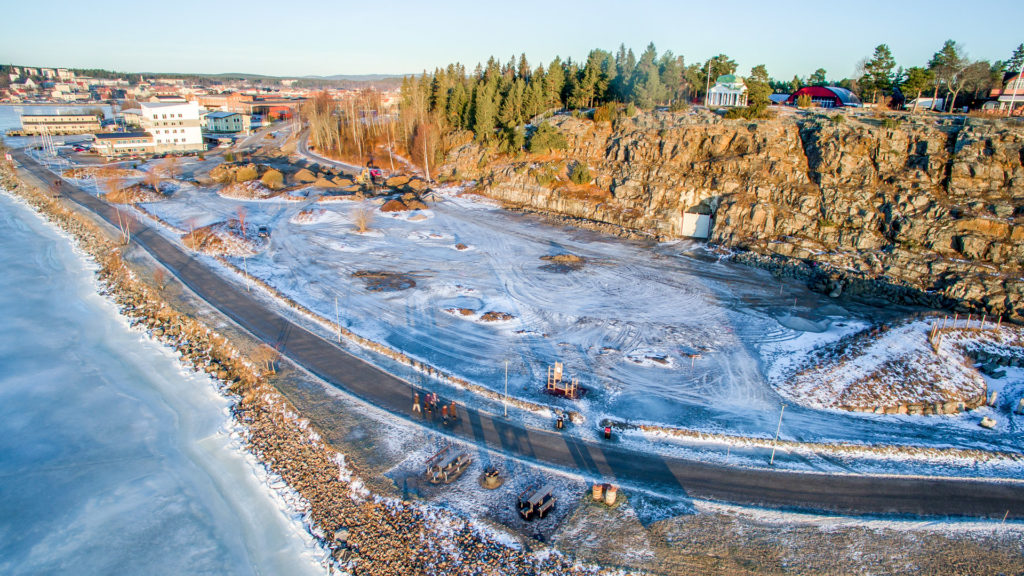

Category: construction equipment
[517, 483, 556, 521]
[425, 445, 472, 484]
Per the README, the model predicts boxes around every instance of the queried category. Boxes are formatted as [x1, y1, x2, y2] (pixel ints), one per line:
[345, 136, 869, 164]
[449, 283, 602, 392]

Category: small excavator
[355, 160, 385, 192]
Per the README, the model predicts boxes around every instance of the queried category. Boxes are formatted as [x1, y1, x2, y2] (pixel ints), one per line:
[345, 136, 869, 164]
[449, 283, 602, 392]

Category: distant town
[1, 64, 401, 158]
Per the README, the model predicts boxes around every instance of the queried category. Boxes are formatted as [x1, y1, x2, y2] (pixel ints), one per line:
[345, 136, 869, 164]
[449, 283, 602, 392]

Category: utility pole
[335, 295, 341, 342]
[504, 360, 509, 417]
[769, 404, 786, 466]
[1007, 63, 1024, 117]
[705, 60, 712, 107]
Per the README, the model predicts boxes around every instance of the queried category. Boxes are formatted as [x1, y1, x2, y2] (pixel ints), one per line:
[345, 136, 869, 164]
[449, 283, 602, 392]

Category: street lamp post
[769, 404, 786, 466]
[1006, 63, 1024, 118]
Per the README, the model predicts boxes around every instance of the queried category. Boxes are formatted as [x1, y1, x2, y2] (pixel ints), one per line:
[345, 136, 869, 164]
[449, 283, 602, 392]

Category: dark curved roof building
[786, 86, 862, 108]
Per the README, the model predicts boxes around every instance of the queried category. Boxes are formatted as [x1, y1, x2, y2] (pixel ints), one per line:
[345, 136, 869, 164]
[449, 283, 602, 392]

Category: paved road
[13, 150, 1024, 520]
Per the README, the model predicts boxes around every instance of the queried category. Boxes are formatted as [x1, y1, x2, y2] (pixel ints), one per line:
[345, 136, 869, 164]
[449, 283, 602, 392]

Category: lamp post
[769, 404, 786, 466]
[1006, 63, 1024, 118]
[704, 60, 713, 107]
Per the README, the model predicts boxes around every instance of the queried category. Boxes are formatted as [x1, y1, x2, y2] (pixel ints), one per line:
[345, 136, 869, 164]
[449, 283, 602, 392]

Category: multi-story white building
[140, 101, 204, 154]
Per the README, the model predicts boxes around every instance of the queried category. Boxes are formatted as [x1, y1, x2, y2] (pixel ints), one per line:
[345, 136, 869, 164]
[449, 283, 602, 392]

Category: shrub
[882, 117, 902, 129]
[235, 165, 258, 182]
[224, 151, 235, 162]
[830, 114, 845, 124]
[593, 102, 618, 124]
[533, 168, 557, 186]
[624, 103, 638, 117]
[528, 123, 568, 154]
[669, 100, 689, 112]
[723, 104, 775, 120]
[796, 94, 813, 109]
[569, 163, 591, 185]
[260, 169, 284, 190]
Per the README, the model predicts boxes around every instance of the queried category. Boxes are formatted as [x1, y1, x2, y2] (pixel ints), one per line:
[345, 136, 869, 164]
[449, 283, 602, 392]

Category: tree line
[300, 41, 1024, 175]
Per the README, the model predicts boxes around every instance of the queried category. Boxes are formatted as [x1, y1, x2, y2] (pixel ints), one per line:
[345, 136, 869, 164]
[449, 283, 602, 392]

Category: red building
[786, 86, 862, 108]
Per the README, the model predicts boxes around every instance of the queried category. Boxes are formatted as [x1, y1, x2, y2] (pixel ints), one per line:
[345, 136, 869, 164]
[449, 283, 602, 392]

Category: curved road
[13, 150, 1024, 521]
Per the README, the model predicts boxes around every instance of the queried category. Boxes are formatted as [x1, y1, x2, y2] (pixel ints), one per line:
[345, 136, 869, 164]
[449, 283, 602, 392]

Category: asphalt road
[13, 149, 1024, 520]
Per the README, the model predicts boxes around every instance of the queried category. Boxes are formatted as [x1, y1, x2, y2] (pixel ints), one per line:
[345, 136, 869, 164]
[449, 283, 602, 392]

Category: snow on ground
[773, 319, 987, 411]
[41, 150, 1024, 473]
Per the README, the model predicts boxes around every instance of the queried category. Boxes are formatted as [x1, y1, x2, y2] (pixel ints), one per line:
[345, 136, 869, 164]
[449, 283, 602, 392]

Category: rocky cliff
[440, 110, 1024, 320]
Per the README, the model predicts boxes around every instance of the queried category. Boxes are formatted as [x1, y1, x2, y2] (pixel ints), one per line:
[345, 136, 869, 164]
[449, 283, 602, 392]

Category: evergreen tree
[809, 68, 827, 86]
[632, 43, 666, 109]
[472, 80, 499, 144]
[658, 52, 685, 105]
[789, 75, 802, 93]
[746, 64, 772, 108]
[929, 40, 968, 111]
[859, 44, 896, 103]
[900, 67, 934, 112]
[611, 45, 637, 102]
[499, 78, 525, 128]
[545, 57, 565, 108]
[517, 53, 531, 80]
[1007, 43, 1024, 73]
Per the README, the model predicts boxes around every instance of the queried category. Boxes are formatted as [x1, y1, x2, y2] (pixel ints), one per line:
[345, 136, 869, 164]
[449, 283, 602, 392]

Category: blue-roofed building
[201, 110, 251, 134]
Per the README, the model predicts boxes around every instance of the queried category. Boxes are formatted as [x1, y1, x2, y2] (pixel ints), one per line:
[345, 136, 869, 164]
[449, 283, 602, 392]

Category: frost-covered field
[46, 150, 1024, 473]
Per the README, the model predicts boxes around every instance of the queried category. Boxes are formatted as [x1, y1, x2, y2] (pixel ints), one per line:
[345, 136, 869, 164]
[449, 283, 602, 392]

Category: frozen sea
[0, 190, 327, 575]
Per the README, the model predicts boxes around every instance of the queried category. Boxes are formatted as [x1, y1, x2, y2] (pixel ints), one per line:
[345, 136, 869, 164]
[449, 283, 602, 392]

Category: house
[140, 101, 204, 154]
[786, 86, 862, 108]
[706, 74, 748, 108]
[987, 71, 1024, 115]
[92, 132, 155, 157]
[201, 111, 252, 134]
[118, 108, 144, 127]
[18, 113, 103, 135]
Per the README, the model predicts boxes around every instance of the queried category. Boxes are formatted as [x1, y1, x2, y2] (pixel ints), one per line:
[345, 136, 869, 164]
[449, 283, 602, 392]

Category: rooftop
[93, 131, 152, 140]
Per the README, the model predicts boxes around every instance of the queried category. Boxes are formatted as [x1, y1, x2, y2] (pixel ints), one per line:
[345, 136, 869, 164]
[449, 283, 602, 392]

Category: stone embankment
[0, 164, 612, 576]
[441, 111, 1024, 321]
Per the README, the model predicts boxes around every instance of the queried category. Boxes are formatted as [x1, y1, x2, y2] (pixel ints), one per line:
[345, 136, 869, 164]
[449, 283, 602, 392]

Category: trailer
[517, 483, 556, 520]
[425, 445, 472, 484]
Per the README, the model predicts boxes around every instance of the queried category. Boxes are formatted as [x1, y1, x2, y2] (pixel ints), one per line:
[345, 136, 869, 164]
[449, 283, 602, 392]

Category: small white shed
[681, 213, 711, 239]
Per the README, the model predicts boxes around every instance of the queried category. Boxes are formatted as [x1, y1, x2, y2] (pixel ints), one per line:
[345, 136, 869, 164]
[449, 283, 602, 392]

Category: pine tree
[900, 67, 934, 112]
[809, 68, 827, 86]
[746, 64, 772, 108]
[1007, 43, 1024, 73]
[860, 44, 896, 103]
[632, 43, 666, 109]
[545, 57, 565, 109]
[929, 40, 968, 111]
[473, 80, 499, 144]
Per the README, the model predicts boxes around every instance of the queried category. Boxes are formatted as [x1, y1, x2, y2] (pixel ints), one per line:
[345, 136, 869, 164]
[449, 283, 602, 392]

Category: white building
[140, 101, 204, 154]
[706, 74, 748, 108]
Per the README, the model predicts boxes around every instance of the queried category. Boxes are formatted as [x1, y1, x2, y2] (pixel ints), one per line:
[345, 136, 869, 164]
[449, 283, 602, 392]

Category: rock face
[441, 112, 1024, 320]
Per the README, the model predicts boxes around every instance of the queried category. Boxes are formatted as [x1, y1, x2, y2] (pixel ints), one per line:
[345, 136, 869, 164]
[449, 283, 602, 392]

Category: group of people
[413, 391, 459, 425]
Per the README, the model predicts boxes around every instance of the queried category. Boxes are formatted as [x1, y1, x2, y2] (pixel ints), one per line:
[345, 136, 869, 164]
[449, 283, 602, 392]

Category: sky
[1, 0, 1022, 81]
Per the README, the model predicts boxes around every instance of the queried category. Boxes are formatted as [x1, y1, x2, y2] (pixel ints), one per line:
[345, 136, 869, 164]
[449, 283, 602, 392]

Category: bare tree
[236, 205, 247, 237]
[153, 267, 167, 289]
[253, 344, 279, 375]
[144, 169, 161, 193]
[160, 155, 180, 180]
[352, 206, 373, 233]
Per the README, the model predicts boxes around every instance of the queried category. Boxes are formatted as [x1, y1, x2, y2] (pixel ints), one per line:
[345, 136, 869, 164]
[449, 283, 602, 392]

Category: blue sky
[1, 0, 1021, 80]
